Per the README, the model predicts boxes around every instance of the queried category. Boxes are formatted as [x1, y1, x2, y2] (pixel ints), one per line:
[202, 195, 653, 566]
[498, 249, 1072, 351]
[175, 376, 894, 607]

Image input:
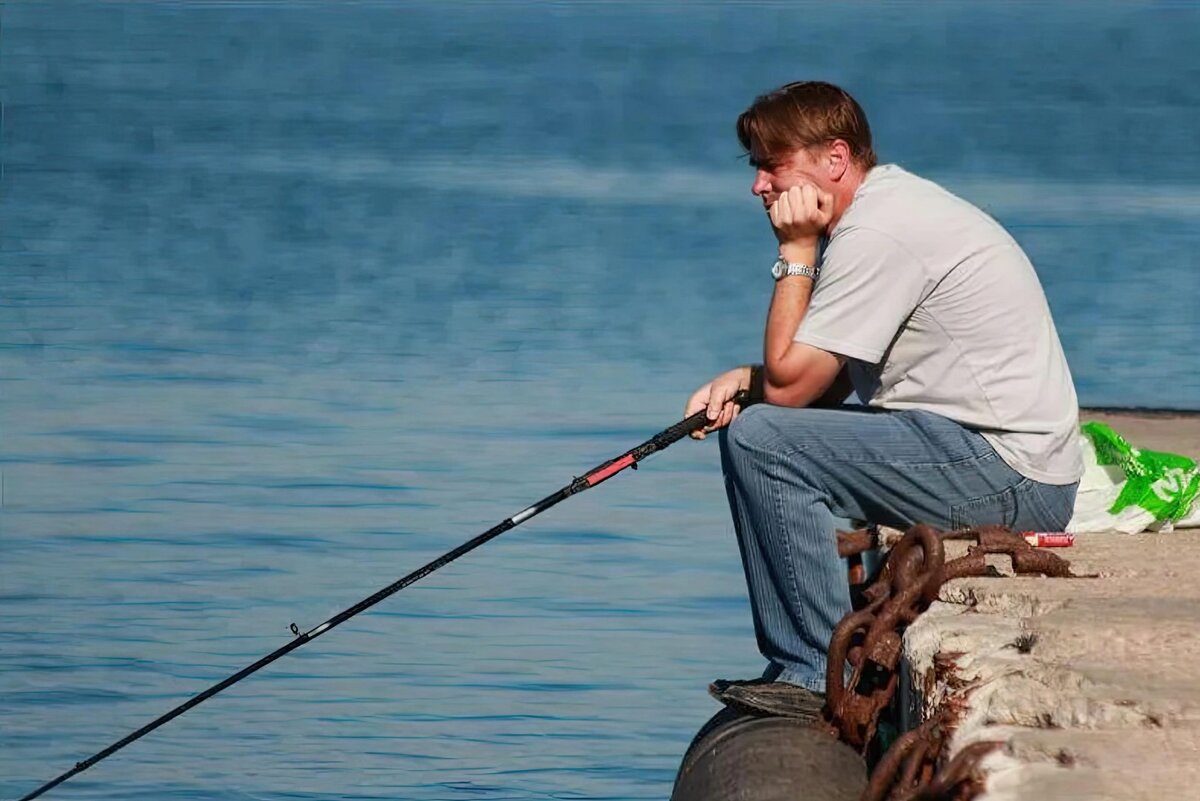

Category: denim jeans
[718, 404, 1078, 692]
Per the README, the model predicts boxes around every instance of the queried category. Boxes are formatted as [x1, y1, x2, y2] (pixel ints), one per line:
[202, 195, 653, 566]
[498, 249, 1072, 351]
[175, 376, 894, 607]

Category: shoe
[708, 678, 827, 720]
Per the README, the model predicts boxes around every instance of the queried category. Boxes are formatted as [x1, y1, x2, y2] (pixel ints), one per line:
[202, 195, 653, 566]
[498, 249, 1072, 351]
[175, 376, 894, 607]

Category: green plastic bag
[1081, 422, 1200, 522]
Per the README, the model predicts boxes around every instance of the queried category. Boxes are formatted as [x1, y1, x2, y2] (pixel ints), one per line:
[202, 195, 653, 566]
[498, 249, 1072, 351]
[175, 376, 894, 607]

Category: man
[685, 81, 1082, 717]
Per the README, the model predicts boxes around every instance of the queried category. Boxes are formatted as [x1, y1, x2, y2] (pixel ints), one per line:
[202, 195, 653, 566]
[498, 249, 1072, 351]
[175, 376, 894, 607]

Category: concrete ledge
[901, 410, 1200, 800]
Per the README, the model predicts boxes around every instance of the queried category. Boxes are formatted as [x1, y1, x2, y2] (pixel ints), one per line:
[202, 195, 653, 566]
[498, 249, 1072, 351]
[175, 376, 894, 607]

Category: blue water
[2, 2, 1198, 799]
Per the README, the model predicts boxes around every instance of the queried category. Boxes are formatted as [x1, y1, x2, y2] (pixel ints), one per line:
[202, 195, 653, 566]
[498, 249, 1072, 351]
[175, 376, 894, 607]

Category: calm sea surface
[2, 2, 1199, 799]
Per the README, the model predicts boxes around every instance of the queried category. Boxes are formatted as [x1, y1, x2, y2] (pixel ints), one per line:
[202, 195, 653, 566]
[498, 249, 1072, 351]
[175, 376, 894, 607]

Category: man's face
[750, 146, 829, 211]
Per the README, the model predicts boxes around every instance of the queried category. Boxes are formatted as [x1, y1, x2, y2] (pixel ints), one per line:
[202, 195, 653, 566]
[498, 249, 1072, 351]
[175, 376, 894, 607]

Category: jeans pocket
[948, 486, 1018, 530]
[1012, 478, 1078, 531]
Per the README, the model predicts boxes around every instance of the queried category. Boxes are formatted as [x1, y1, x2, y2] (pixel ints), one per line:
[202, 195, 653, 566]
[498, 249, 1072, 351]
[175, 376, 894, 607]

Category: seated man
[685, 80, 1082, 716]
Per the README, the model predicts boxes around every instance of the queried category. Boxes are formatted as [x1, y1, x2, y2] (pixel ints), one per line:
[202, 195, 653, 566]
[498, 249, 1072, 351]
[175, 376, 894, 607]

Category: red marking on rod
[586, 454, 636, 486]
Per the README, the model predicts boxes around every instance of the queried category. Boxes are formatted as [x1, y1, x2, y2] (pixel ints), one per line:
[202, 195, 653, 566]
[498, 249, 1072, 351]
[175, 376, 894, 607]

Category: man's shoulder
[851, 164, 958, 208]
[831, 166, 936, 244]
[839, 164, 999, 239]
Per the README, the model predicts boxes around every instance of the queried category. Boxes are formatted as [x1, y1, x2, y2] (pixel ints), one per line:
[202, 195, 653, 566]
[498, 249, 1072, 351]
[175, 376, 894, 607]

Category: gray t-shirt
[795, 164, 1083, 485]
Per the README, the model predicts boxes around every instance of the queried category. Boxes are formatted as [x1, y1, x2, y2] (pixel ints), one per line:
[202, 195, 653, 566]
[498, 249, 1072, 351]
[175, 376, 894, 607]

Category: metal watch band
[771, 257, 819, 282]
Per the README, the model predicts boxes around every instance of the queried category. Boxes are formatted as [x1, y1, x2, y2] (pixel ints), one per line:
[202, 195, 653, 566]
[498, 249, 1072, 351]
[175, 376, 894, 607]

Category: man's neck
[827, 164, 871, 233]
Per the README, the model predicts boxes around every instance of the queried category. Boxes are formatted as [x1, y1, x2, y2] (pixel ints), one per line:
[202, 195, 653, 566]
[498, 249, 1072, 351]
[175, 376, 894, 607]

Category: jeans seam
[1015, 478, 1077, 530]
[748, 407, 1000, 469]
[745, 436, 998, 470]
[767, 449, 825, 677]
[949, 485, 1017, 529]
[768, 449, 800, 640]
[748, 412, 993, 470]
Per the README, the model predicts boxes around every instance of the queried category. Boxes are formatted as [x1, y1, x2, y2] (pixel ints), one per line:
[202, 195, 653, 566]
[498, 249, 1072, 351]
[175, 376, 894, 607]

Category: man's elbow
[763, 346, 844, 408]
[763, 376, 824, 408]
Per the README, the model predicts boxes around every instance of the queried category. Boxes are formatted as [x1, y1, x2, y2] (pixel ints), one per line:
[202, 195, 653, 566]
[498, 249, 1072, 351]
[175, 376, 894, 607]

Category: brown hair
[736, 81, 877, 169]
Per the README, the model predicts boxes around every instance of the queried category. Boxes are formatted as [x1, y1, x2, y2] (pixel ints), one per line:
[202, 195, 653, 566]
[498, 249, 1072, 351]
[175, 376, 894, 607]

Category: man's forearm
[763, 239, 819, 387]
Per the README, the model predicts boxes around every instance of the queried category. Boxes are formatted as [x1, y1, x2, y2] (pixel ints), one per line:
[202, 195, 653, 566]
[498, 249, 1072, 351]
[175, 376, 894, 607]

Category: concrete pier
[903, 411, 1200, 800]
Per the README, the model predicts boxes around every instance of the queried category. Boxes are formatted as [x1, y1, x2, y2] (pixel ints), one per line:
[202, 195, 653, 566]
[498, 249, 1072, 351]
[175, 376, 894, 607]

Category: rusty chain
[828, 523, 1076, 800]
[825, 524, 946, 750]
[907, 740, 1005, 801]
[862, 714, 945, 801]
[860, 711, 1002, 801]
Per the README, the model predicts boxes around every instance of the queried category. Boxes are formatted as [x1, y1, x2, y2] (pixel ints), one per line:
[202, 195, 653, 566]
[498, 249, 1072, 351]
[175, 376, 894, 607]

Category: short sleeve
[795, 227, 929, 363]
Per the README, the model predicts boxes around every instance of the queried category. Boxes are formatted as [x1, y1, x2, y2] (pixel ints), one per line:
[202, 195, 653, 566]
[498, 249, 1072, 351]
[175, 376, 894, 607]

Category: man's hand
[685, 366, 751, 440]
[769, 183, 834, 259]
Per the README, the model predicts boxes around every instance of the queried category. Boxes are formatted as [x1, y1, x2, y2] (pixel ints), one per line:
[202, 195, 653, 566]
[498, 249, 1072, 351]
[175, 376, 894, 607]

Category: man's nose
[751, 169, 771, 196]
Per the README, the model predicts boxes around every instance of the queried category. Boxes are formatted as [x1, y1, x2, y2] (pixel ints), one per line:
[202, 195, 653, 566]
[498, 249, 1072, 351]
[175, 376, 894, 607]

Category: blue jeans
[718, 404, 1077, 692]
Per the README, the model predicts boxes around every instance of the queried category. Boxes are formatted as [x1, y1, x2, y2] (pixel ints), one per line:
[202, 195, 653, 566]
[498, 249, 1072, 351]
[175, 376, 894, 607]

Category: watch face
[770, 258, 785, 279]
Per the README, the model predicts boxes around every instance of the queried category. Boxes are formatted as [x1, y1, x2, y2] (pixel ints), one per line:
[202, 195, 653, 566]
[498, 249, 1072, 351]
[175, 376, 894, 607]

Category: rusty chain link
[860, 711, 1002, 801]
[940, 526, 1074, 580]
[861, 714, 946, 801]
[825, 524, 946, 750]
[827, 523, 1077, 800]
[907, 740, 1005, 801]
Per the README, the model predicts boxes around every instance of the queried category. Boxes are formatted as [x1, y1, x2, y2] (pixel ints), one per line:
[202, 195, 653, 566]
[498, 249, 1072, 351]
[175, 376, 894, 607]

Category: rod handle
[657, 389, 753, 446]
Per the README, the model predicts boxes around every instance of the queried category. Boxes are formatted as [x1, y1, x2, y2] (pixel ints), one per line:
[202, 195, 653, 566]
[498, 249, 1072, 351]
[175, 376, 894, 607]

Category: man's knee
[723, 404, 818, 460]
[722, 404, 771, 459]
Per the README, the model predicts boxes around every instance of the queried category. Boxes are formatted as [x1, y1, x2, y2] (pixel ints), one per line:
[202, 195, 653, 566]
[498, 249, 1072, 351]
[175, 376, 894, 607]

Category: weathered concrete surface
[904, 410, 1200, 800]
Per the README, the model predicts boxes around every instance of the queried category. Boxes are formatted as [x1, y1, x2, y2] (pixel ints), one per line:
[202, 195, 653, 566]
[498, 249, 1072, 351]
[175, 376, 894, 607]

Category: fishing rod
[14, 393, 746, 801]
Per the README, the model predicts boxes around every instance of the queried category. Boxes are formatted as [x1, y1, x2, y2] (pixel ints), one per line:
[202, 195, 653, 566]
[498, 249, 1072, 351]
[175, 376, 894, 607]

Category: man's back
[797, 165, 1082, 484]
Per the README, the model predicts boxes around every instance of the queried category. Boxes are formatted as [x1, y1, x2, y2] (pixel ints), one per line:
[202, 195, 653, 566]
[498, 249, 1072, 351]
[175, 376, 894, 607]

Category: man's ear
[827, 139, 851, 181]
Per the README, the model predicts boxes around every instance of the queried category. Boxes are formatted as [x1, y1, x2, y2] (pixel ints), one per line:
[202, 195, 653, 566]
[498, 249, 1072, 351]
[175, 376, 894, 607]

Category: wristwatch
[771, 256, 819, 282]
